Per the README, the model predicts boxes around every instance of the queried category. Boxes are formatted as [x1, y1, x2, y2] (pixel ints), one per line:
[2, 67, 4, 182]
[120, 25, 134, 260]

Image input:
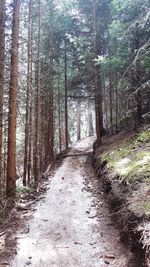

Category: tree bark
[77, 100, 81, 141]
[23, 0, 32, 186]
[88, 100, 94, 136]
[0, 0, 6, 193]
[33, 0, 41, 185]
[48, 27, 54, 163]
[7, 0, 20, 198]
[93, 0, 103, 145]
[64, 38, 68, 149]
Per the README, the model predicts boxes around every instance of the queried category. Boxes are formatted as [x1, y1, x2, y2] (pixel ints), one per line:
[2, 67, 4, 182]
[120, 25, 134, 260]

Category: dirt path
[8, 138, 135, 267]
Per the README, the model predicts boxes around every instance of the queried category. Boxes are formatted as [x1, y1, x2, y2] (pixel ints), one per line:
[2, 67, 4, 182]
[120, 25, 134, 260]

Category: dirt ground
[0, 138, 136, 267]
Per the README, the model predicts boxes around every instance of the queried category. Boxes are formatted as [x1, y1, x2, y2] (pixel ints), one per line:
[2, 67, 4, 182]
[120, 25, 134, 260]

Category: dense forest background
[0, 0, 150, 197]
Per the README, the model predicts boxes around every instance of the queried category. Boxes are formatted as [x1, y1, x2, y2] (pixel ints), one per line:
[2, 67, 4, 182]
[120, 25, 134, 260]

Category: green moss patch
[101, 129, 150, 185]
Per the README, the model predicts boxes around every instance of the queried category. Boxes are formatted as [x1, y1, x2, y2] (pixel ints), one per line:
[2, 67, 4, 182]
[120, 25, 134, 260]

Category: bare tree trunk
[7, 0, 20, 198]
[109, 68, 113, 135]
[23, 0, 32, 186]
[115, 71, 118, 133]
[88, 100, 94, 136]
[93, 0, 103, 145]
[0, 0, 6, 193]
[57, 62, 62, 153]
[48, 27, 54, 162]
[33, 0, 41, 185]
[77, 100, 81, 141]
[64, 38, 68, 149]
[28, 0, 34, 186]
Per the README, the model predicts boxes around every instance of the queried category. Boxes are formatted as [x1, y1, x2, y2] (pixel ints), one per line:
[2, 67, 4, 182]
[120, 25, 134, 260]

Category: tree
[0, 0, 6, 193]
[93, 0, 103, 144]
[7, 0, 20, 198]
[33, 0, 41, 185]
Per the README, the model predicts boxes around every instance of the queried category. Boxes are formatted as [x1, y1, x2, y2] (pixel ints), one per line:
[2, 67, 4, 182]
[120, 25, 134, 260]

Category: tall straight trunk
[23, 0, 32, 186]
[64, 38, 68, 149]
[115, 71, 118, 133]
[77, 100, 81, 141]
[57, 63, 62, 153]
[7, 0, 20, 198]
[0, 0, 6, 193]
[109, 69, 113, 135]
[33, 0, 41, 184]
[102, 75, 109, 131]
[93, 0, 103, 145]
[28, 0, 33, 186]
[48, 28, 54, 163]
[88, 100, 94, 136]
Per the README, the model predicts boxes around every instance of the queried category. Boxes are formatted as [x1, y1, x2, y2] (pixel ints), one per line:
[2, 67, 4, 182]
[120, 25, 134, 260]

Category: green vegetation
[143, 201, 150, 216]
[16, 186, 32, 197]
[102, 129, 150, 184]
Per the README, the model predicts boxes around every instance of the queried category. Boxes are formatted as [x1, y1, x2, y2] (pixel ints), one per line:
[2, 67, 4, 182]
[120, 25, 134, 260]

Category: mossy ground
[95, 126, 150, 218]
[101, 129, 150, 185]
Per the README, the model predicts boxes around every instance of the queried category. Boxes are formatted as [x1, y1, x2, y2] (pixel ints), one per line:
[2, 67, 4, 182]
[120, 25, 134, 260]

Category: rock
[104, 260, 110, 265]
[74, 241, 82, 245]
[25, 260, 32, 265]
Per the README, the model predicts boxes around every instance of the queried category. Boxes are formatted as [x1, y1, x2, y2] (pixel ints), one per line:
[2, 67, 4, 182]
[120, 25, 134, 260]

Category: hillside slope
[93, 125, 150, 266]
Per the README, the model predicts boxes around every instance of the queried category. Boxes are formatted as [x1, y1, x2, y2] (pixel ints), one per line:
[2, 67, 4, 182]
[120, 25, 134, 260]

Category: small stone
[25, 261, 32, 265]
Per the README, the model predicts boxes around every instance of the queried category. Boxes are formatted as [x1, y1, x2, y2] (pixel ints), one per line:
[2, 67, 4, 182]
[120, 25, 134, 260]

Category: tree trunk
[33, 0, 41, 185]
[64, 38, 68, 149]
[109, 68, 113, 135]
[6, 0, 20, 198]
[115, 71, 119, 133]
[48, 27, 54, 163]
[77, 100, 81, 141]
[93, 0, 103, 145]
[0, 0, 6, 193]
[57, 62, 62, 153]
[88, 100, 94, 136]
[23, 0, 32, 186]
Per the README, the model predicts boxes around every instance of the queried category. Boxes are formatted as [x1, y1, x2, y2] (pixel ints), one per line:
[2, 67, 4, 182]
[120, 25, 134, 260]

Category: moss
[101, 129, 150, 184]
[143, 201, 150, 216]
[133, 130, 150, 146]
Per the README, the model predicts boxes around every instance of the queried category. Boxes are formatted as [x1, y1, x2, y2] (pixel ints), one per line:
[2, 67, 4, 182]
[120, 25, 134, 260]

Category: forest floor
[0, 137, 137, 267]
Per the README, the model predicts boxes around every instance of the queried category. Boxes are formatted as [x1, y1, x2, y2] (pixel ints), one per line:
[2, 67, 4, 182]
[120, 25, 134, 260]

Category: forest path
[10, 137, 134, 267]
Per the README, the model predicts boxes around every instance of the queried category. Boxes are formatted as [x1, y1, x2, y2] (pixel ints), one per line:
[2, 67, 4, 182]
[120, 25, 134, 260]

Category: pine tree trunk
[48, 28, 54, 162]
[6, 0, 20, 198]
[64, 38, 68, 149]
[23, 0, 32, 186]
[0, 0, 5, 193]
[93, 0, 103, 145]
[57, 62, 62, 153]
[77, 100, 81, 141]
[33, 0, 41, 185]
[28, 0, 33, 186]
[88, 100, 94, 136]
[109, 69, 113, 135]
[115, 71, 118, 133]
